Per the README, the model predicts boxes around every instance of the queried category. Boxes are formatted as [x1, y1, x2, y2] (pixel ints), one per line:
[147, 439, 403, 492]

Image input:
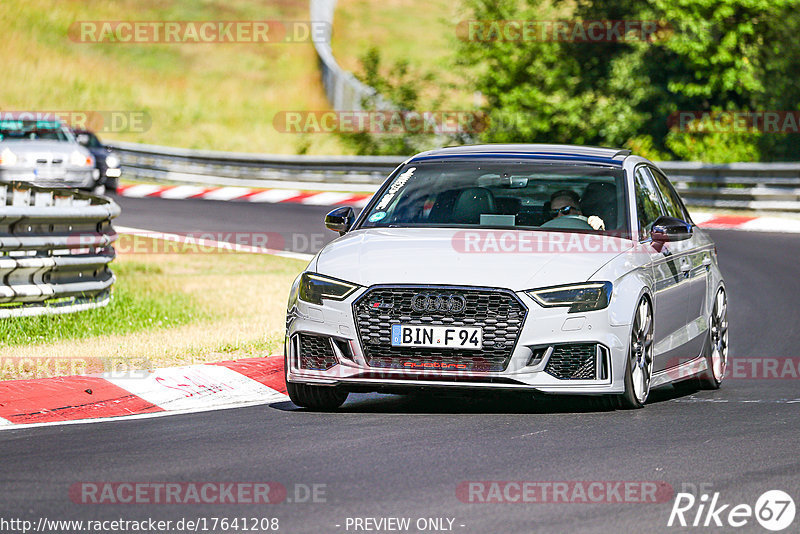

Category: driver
[549, 190, 605, 231]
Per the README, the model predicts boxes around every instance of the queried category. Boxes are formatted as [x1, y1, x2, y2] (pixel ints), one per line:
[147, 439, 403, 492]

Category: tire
[697, 288, 728, 389]
[286, 381, 348, 411]
[614, 296, 655, 409]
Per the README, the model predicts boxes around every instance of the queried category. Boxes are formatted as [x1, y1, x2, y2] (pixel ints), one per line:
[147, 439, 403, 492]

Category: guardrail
[109, 140, 401, 191]
[108, 141, 800, 211]
[660, 161, 800, 211]
[0, 182, 119, 318]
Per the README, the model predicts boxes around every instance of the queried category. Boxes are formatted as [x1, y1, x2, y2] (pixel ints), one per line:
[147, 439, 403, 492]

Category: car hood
[315, 228, 634, 291]
[0, 140, 84, 156]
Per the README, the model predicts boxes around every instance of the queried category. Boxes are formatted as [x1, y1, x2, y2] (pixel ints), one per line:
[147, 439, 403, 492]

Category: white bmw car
[285, 144, 728, 410]
[0, 115, 98, 190]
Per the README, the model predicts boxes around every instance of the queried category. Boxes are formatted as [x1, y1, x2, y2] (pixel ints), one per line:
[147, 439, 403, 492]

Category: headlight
[105, 154, 120, 168]
[287, 273, 302, 311]
[297, 272, 358, 305]
[526, 282, 612, 313]
[70, 150, 93, 167]
[0, 148, 18, 166]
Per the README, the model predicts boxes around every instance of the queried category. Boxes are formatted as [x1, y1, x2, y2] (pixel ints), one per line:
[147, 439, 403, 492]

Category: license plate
[391, 324, 483, 350]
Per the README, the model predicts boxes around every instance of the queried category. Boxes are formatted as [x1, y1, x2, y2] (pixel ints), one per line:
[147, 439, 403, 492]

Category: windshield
[359, 160, 629, 235]
[0, 120, 73, 142]
[76, 131, 103, 148]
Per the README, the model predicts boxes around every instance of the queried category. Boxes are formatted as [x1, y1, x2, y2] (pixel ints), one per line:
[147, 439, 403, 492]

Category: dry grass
[0, 0, 346, 154]
[331, 0, 474, 108]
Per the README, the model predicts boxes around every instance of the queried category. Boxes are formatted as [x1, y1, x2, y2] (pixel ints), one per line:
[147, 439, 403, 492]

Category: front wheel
[613, 296, 655, 409]
[286, 381, 348, 411]
[697, 288, 728, 389]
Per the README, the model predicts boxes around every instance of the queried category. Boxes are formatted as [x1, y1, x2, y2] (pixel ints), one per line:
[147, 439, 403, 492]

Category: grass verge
[0, 235, 307, 380]
[0, 262, 201, 347]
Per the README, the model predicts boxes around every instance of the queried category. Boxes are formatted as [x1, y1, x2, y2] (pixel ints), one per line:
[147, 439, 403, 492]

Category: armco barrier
[108, 141, 800, 212]
[0, 182, 119, 318]
[109, 140, 403, 191]
[658, 161, 800, 211]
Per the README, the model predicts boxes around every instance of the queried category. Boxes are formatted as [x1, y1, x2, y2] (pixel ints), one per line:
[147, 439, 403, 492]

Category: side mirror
[325, 206, 355, 235]
[651, 216, 692, 243]
[76, 133, 90, 146]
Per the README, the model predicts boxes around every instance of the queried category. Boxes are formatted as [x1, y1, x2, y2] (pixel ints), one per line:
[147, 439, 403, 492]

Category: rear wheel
[286, 381, 348, 411]
[697, 288, 728, 389]
[615, 297, 654, 409]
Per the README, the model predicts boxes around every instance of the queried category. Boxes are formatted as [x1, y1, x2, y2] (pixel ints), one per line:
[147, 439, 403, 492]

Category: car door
[649, 166, 710, 362]
[633, 166, 689, 373]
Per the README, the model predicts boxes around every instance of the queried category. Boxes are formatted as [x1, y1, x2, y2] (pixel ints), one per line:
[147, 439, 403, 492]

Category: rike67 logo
[668, 489, 796, 531]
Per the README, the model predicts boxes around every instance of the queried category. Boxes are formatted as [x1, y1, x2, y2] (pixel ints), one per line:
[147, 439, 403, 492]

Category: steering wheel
[539, 215, 594, 230]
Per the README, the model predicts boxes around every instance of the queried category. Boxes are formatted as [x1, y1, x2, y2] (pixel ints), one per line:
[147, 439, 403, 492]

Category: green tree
[457, 0, 800, 161]
[340, 48, 444, 155]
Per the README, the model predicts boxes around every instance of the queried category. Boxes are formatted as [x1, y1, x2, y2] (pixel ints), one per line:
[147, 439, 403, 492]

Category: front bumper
[285, 286, 631, 395]
[0, 167, 97, 189]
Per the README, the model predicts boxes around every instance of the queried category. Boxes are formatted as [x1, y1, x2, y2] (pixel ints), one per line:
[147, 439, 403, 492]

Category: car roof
[408, 144, 631, 166]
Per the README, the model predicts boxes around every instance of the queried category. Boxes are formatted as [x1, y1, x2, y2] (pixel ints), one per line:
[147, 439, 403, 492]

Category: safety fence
[0, 182, 119, 318]
[108, 141, 800, 211]
[309, 0, 390, 112]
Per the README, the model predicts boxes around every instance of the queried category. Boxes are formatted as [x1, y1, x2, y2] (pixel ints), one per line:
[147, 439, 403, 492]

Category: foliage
[456, 0, 800, 161]
[339, 48, 452, 155]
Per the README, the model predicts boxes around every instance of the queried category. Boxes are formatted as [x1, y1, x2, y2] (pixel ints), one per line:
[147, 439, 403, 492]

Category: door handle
[702, 256, 712, 267]
[680, 261, 692, 276]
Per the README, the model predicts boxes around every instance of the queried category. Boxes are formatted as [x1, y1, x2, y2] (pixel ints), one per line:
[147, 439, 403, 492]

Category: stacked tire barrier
[309, 0, 390, 112]
[0, 182, 119, 318]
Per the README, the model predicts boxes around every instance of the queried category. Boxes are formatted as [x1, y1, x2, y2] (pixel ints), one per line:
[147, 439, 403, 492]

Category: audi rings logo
[411, 293, 467, 314]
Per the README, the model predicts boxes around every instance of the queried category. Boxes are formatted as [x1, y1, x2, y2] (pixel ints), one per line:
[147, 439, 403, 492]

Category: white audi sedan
[285, 145, 728, 410]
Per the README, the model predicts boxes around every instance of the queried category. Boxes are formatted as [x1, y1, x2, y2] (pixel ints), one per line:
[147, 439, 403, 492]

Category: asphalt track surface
[1, 196, 799, 533]
[114, 195, 340, 255]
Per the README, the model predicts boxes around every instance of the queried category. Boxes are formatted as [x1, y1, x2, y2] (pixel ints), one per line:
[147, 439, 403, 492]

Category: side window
[650, 167, 691, 222]
[634, 167, 664, 236]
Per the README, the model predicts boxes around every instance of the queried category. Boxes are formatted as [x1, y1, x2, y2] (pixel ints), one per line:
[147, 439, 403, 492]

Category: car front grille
[297, 333, 338, 371]
[353, 286, 528, 372]
[545, 343, 597, 380]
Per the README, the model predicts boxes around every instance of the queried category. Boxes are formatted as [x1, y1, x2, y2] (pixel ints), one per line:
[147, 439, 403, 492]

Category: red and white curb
[115, 226, 315, 261]
[0, 356, 288, 430]
[116, 185, 800, 233]
[692, 212, 800, 233]
[118, 184, 373, 207]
